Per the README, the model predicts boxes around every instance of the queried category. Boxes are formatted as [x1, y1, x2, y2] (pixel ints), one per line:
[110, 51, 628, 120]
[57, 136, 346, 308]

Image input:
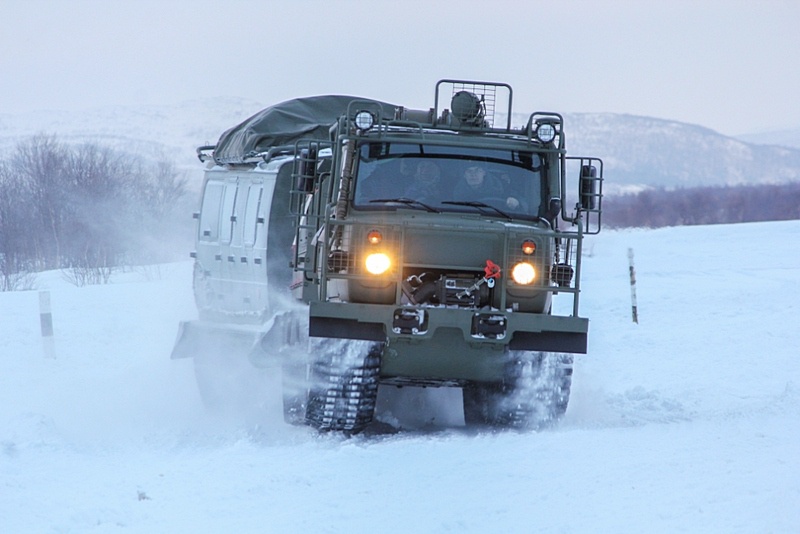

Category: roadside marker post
[628, 248, 639, 324]
[39, 290, 56, 358]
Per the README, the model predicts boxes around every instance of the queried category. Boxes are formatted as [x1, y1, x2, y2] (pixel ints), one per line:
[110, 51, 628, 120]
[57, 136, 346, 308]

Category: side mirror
[579, 165, 597, 210]
[544, 197, 561, 223]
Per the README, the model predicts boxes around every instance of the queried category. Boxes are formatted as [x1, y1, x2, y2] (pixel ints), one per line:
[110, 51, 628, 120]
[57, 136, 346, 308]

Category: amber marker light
[367, 229, 383, 245]
[521, 240, 536, 255]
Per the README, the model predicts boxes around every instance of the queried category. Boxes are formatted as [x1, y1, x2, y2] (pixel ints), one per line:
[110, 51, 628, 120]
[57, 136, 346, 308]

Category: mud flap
[170, 320, 266, 362]
[170, 312, 307, 368]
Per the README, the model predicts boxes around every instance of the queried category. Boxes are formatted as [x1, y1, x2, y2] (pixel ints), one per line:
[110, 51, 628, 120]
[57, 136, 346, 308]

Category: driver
[403, 160, 442, 203]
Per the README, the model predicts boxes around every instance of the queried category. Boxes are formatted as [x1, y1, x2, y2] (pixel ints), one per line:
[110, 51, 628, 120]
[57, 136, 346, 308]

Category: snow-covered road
[2, 221, 798, 532]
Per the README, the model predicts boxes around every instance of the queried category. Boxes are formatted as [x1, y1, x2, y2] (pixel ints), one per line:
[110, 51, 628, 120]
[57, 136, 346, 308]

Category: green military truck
[172, 80, 603, 433]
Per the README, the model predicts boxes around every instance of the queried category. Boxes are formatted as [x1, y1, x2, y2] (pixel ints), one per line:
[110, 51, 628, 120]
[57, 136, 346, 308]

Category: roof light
[451, 91, 485, 125]
[535, 122, 556, 143]
[354, 110, 375, 132]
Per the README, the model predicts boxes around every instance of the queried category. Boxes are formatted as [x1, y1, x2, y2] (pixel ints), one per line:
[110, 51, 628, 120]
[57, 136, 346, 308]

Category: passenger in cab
[453, 165, 503, 201]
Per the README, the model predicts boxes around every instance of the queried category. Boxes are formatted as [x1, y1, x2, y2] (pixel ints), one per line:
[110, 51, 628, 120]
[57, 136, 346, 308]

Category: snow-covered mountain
[564, 113, 800, 194]
[2, 99, 800, 196]
[2, 221, 798, 532]
[736, 127, 800, 150]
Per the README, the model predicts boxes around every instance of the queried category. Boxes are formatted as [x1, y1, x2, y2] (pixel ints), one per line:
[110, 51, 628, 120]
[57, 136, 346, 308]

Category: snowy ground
[2, 221, 799, 533]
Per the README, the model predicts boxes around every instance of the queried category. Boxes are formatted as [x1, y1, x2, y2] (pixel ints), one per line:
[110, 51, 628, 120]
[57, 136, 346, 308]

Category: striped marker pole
[39, 291, 56, 358]
[628, 248, 639, 324]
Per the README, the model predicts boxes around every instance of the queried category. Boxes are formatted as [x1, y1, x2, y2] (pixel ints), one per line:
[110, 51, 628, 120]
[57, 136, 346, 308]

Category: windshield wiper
[370, 197, 440, 213]
[441, 200, 513, 220]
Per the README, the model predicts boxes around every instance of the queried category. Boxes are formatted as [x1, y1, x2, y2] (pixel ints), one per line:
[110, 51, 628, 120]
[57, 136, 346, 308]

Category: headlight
[365, 253, 391, 275]
[511, 262, 536, 285]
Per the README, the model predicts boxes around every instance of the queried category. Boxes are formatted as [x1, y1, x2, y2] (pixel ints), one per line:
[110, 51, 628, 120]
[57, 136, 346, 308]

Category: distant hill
[736, 128, 800, 150]
[2, 99, 799, 196]
[560, 113, 800, 195]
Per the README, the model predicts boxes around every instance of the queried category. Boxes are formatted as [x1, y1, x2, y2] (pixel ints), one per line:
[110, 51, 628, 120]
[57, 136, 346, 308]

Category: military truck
[171, 80, 603, 433]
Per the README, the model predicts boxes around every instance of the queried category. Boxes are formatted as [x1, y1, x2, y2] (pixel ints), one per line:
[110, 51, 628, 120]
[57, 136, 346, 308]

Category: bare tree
[1, 135, 191, 286]
[604, 183, 800, 228]
[0, 160, 37, 290]
[124, 158, 191, 265]
[10, 135, 70, 269]
[63, 143, 134, 276]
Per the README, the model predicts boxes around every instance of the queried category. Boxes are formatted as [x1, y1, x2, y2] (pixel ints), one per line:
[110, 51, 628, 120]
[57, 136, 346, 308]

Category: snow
[2, 221, 799, 532]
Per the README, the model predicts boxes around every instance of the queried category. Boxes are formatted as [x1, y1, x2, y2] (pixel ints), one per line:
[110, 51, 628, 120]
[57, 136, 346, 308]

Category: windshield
[352, 142, 545, 220]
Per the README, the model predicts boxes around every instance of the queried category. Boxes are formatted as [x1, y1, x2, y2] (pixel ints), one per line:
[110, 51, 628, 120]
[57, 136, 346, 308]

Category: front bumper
[309, 301, 588, 354]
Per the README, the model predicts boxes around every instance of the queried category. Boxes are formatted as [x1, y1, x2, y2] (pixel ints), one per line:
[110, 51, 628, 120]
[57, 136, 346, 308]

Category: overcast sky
[2, 0, 798, 136]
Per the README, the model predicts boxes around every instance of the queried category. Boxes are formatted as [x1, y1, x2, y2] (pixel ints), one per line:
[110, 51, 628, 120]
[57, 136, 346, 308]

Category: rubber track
[510, 352, 573, 429]
[306, 343, 382, 433]
[464, 352, 573, 429]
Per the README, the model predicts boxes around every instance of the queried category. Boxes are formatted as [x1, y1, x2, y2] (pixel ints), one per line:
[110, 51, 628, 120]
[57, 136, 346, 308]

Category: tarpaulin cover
[213, 95, 397, 163]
